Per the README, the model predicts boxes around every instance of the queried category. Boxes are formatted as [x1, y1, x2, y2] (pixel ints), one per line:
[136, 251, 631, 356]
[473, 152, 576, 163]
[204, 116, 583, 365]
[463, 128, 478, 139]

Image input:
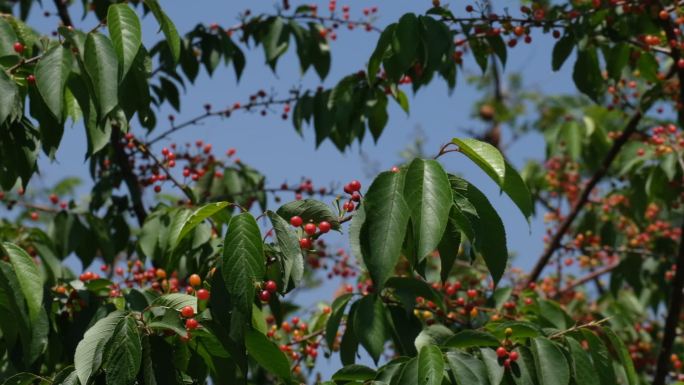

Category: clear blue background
[23, 0, 578, 379]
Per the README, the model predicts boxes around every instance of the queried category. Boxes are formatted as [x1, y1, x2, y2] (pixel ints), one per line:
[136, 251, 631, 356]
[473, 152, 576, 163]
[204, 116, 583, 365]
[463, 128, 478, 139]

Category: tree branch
[525, 109, 643, 285]
[111, 128, 147, 226]
[52, 0, 73, 27]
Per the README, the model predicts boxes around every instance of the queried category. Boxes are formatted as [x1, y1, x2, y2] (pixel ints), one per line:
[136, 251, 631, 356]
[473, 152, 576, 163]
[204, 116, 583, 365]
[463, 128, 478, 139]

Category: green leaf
[0, 17, 19, 57]
[605, 43, 629, 80]
[0, 71, 20, 125]
[579, 330, 616, 385]
[509, 346, 537, 385]
[452, 138, 533, 220]
[2, 243, 43, 323]
[438, 206, 462, 283]
[386, 276, 445, 312]
[404, 159, 453, 262]
[531, 337, 569, 385]
[359, 171, 410, 289]
[104, 317, 142, 385]
[332, 365, 376, 381]
[444, 330, 500, 348]
[418, 345, 444, 385]
[445, 351, 489, 385]
[150, 293, 197, 312]
[84, 32, 119, 117]
[552, 34, 574, 71]
[566, 337, 600, 385]
[368, 24, 396, 84]
[325, 293, 353, 349]
[276, 199, 340, 230]
[34, 45, 72, 122]
[603, 327, 637, 385]
[263, 17, 289, 68]
[455, 178, 508, 285]
[176, 202, 230, 247]
[392, 13, 420, 72]
[222, 212, 265, 318]
[353, 294, 386, 363]
[144, 0, 181, 62]
[74, 311, 126, 385]
[2, 373, 50, 385]
[415, 325, 453, 352]
[245, 328, 292, 382]
[480, 348, 505, 385]
[267, 210, 304, 290]
[107, 4, 142, 78]
[396, 357, 419, 385]
[572, 48, 603, 101]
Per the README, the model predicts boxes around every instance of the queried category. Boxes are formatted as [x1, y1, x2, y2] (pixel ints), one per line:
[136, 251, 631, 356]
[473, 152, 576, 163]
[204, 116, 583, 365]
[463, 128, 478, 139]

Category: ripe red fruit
[13, 42, 24, 54]
[318, 221, 331, 233]
[180, 306, 195, 318]
[496, 347, 508, 358]
[290, 215, 303, 227]
[185, 318, 199, 330]
[196, 289, 210, 301]
[259, 290, 271, 302]
[188, 274, 201, 287]
[678, 59, 684, 69]
[26, 74, 36, 85]
[509, 351, 519, 361]
[49, 193, 59, 204]
[349, 180, 361, 192]
[30, 212, 39, 221]
[264, 280, 278, 293]
[299, 238, 312, 249]
[660, 10, 670, 20]
[304, 223, 317, 235]
[466, 289, 477, 298]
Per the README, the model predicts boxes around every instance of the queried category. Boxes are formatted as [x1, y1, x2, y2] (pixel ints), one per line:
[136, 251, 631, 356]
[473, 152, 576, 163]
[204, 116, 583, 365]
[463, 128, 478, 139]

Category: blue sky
[25, 0, 580, 378]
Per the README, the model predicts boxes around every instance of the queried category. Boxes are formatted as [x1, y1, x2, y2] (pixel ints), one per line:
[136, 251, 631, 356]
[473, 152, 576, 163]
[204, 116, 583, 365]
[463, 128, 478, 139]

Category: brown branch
[111, 128, 147, 226]
[52, 0, 73, 27]
[652, 5, 684, 384]
[559, 262, 619, 295]
[525, 109, 643, 286]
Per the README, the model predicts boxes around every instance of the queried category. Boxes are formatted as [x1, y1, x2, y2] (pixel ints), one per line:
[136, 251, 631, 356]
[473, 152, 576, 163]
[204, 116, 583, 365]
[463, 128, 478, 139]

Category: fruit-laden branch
[112, 128, 148, 226]
[52, 0, 73, 27]
[651, 5, 684, 384]
[525, 109, 643, 285]
[558, 262, 619, 295]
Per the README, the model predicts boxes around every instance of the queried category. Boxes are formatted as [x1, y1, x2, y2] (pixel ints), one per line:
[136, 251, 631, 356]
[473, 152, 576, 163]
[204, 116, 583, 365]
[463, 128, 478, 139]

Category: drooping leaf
[404, 159, 453, 262]
[244, 328, 292, 382]
[222, 212, 265, 318]
[107, 4, 142, 78]
[144, 0, 181, 62]
[566, 337, 600, 385]
[332, 365, 376, 382]
[0, 17, 19, 57]
[603, 327, 638, 385]
[2, 243, 43, 323]
[445, 351, 489, 385]
[104, 316, 142, 385]
[572, 48, 603, 101]
[35, 45, 73, 122]
[267, 211, 304, 290]
[0, 71, 20, 125]
[325, 293, 353, 350]
[359, 171, 410, 289]
[74, 311, 126, 385]
[531, 337, 570, 385]
[552, 34, 574, 71]
[417, 345, 444, 385]
[84, 32, 119, 117]
[353, 294, 386, 363]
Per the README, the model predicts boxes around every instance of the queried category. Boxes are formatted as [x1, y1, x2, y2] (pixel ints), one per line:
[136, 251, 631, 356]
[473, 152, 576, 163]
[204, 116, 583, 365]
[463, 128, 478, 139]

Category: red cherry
[660, 10, 670, 20]
[264, 280, 278, 293]
[318, 221, 331, 233]
[299, 238, 312, 249]
[509, 351, 519, 361]
[154, 185, 161, 193]
[290, 215, 303, 227]
[349, 180, 361, 192]
[13, 42, 24, 54]
[30, 212, 39, 221]
[196, 289, 210, 301]
[678, 58, 684, 69]
[259, 290, 271, 302]
[466, 289, 477, 298]
[26, 74, 36, 85]
[49, 193, 59, 204]
[185, 318, 199, 330]
[496, 347, 508, 358]
[180, 306, 195, 318]
[304, 223, 317, 235]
